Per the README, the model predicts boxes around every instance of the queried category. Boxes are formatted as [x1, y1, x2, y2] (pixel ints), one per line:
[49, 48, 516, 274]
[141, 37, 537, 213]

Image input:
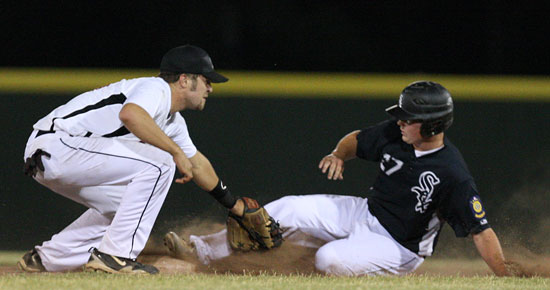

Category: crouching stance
[165, 81, 512, 276]
[18, 45, 247, 274]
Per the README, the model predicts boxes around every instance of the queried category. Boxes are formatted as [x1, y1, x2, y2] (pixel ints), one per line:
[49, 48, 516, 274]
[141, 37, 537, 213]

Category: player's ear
[178, 74, 189, 89]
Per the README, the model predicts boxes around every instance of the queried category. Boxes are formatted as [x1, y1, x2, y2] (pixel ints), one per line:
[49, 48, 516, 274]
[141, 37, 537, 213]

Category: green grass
[1, 273, 548, 290]
[2, 251, 548, 289]
[0, 251, 24, 266]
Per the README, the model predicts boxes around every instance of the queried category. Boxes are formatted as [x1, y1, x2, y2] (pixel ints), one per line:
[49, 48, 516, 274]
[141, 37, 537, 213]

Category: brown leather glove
[227, 197, 283, 251]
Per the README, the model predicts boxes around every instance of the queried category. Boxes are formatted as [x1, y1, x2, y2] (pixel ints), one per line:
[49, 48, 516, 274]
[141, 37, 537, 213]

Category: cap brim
[385, 105, 416, 120]
[203, 71, 229, 83]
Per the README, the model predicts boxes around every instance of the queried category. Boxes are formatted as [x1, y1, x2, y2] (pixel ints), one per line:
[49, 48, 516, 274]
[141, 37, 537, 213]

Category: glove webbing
[228, 212, 270, 249]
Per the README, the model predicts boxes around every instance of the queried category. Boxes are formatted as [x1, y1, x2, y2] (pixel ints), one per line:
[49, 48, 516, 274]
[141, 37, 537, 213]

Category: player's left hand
[319, 153, 344, 180]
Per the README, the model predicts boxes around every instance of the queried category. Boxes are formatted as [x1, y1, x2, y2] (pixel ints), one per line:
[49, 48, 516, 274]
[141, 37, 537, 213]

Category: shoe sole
[163, 232, 194, 260]
[17, 259, 44, 273]
[84, 260, 151, 275]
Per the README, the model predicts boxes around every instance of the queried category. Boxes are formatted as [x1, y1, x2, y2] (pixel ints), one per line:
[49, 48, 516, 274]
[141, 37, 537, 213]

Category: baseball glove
[227, 197, 283, 251]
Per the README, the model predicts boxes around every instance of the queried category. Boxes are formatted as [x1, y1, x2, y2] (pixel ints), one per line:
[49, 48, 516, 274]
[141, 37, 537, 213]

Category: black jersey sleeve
[356, 120, 401, 162]
[440, 180, 491, 237]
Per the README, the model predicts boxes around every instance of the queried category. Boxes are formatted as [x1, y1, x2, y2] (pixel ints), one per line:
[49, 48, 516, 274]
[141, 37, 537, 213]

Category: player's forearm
[332, 130, 360, 161]
[119, 103, 183, 156]
[190, 152, 243, 214]
[473, 228, 510, 276]
[188, 152, 219, 191]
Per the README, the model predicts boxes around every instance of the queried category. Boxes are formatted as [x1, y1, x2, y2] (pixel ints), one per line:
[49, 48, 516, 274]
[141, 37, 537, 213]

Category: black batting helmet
[385, 81, 453, 137]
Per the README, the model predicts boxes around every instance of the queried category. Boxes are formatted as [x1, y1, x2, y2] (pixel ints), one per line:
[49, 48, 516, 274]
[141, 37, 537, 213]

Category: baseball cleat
[163, 231, 195, 260]
[84, 247, 159, 274]
[17, 249, 46, 272]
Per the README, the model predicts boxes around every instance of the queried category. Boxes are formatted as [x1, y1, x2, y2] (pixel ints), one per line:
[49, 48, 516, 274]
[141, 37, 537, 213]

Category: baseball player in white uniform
[18, 45, 246, 274]
[164, 81, 512, 277]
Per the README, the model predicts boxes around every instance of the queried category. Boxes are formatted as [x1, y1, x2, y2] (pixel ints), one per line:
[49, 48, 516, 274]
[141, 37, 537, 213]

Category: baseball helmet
[385, 81, 453, 137]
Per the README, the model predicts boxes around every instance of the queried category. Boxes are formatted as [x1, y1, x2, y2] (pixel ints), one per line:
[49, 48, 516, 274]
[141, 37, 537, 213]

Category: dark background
[1, 2, 549, 255]
[2, 96, 549, 254]
[2, 1, 550, 75]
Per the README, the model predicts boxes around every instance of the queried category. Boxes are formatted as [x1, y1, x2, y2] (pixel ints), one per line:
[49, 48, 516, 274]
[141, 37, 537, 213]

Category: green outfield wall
[0, 70, 548, 251]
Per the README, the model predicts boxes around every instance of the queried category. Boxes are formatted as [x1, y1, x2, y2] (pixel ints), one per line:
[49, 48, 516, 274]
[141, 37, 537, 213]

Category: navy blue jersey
[356, 120, 490, 256]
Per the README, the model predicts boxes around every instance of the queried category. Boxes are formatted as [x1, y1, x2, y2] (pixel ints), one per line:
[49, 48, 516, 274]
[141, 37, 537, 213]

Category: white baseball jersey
[33, 77, 197, 158]
[25, 77, 195, 271]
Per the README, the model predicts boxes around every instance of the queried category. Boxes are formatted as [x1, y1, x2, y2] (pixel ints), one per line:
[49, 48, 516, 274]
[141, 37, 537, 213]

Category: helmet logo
[413, 98, 426, 105]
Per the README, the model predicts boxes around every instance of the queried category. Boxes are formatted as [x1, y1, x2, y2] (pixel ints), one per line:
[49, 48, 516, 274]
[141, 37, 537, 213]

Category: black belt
[36, 130, 91, 138]
[36, 130, 55, 138]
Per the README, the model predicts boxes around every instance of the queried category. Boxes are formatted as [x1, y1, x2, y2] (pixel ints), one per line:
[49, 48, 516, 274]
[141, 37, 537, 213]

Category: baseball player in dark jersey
[164, 81, 512, 276]
[18, 45, 247, 274]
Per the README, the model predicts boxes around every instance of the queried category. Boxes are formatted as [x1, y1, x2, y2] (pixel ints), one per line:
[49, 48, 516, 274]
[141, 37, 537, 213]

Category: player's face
[397, 120, 423, 145]
[184, 75, 213, 111]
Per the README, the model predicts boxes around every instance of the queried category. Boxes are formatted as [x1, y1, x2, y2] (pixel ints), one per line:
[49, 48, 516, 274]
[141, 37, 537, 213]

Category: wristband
[208, 180, 237, 209]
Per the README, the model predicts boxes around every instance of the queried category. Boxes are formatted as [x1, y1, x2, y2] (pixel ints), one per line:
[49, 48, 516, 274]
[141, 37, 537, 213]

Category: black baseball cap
[160, 45, 228, 83]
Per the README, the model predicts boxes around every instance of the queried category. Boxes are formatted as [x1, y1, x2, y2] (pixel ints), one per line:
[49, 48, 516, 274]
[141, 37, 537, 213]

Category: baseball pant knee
[315, 244, 353, 276]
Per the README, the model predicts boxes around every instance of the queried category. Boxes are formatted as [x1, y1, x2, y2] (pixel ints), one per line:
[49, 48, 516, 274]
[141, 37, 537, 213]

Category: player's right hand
[173, 152, 193, 184]
[318, 153, 344, 180]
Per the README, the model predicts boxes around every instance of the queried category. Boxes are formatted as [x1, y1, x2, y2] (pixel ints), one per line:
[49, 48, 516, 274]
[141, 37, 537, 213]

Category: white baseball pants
[190, 194, 424, 276]
[24, 130, 176, 272]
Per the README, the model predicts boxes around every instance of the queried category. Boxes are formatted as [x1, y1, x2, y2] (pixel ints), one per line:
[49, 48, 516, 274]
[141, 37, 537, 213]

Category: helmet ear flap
[420, 119, 442, 137]
[420, 112, 454, 137]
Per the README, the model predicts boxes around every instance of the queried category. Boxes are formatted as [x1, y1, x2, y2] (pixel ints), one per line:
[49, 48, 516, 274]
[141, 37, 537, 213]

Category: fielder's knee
[147, 146, 175, 169]
[145, 148, 175, 177]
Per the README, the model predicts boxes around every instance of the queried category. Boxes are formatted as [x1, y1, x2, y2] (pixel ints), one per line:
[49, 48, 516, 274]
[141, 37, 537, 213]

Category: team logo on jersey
[412, 171, 440, 213]
[380, 153, 404, 175]
[469, 195, 486, 219]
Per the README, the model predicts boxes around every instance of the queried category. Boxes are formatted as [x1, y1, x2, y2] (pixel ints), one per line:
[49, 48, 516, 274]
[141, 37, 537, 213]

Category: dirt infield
[138, 246, 550, 277]
[3, 251, 549, 277]
[3, 247, 548, 277]
[134, 220, 550, 277]
[3, 220, 549, 277]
